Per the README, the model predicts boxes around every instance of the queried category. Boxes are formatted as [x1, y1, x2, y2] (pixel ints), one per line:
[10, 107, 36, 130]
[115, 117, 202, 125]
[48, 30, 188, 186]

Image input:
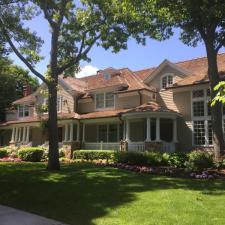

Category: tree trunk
[47, 82, 60, 170]
[46, 25, 60, 170]
[206, 44, 224, 161]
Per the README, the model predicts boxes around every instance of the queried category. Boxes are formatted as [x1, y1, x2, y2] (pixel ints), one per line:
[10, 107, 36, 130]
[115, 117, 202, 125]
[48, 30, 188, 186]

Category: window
[103, 73, 111, 80]
[193, 101, 204, 117]
[194, 121, 205, 145]
[108, 124, 118, 142]
[97, 123, 119, 142]
[18, 105, 29, 117]
[161, 74, 173, 89]
[95, 92, 114, 109]
[193, 90, 204, 98]
[57, 95, 63, 112]
[98, 125, 107, 142]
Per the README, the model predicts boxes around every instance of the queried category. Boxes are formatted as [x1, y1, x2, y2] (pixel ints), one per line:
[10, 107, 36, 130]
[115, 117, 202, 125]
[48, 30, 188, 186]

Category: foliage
[0, 148, 8, 158]
[114, 151, 147, 165]
[73, 150, 115, 161]
[185, 150, 214, 171]
[212, 81, 225, 106]
[145, 151, 163, 166]
[18, 147, 44, 162]
[168, 152, 188, 168]
[0, 56, 39, 121]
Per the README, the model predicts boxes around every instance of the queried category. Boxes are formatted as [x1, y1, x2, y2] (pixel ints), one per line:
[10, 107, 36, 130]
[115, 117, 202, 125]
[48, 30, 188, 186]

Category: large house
[1, 53, 225, 152]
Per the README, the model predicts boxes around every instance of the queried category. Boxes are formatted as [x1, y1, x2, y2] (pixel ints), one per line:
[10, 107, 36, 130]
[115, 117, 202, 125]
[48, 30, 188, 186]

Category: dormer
[97, 67, 121, 81]
[161, 73, 174, 89]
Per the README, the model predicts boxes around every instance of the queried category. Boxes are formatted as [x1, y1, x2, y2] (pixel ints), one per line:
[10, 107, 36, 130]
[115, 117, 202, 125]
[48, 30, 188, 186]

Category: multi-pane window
[193, 90, 204, 98]
[97, 124, 119, 142]
[98, 125, 107, 142]
[57, 95, 63, 112]
[96, 92, 114, 109]
[161, 75, 173, 89]
[193, 101, 204, 117]
[194, 121, 205, 145]
[108, 124, 118, 142]
[208, 120, 213, 145]
[18, 105, 29, 117]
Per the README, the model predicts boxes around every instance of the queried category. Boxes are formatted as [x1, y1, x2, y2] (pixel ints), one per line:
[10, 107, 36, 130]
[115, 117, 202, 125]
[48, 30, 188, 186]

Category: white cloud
[76, 65, 99, 78]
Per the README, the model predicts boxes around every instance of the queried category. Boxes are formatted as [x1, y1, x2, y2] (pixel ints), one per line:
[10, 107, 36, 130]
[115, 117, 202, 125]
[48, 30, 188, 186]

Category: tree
[0, 55, 39, 121]
[122, 0, 225, 160]
[0, 0, 131, 170]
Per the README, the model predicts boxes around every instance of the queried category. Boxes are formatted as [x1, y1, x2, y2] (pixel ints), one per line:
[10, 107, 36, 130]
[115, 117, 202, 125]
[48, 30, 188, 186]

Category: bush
[18, 147, 44, 162]
[115, 151, 148, 165]
[0, 148, 8, 158]
[185, 150, 214, 171]
[73, 150, 115, 161]
[59, 148, 65, 158]
[161, 152, 170, 166]
[168, 152, 188, 168]
[145, 151, 162, 166]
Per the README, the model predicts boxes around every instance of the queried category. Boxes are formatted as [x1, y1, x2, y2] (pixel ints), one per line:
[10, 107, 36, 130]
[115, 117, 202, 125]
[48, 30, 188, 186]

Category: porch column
[117, 123, 120, 141]
[156, 117, 160, 142]
[15, 127, 18, 142]
[125, 120, 130, 142]
[18, 127, 21, 142]
[10, 127, 15, 142]
[69, 123, 74, 142]
[22, 126, 26, 142]
[64, 124, 69, 142]
[82, 123, 85, 142]
[26, 126, 30, 143]
[173, 118, 178, 143]
[145, 117, 151, 141]
[123, 121, 126, 140]
[76, 123, 80, 141]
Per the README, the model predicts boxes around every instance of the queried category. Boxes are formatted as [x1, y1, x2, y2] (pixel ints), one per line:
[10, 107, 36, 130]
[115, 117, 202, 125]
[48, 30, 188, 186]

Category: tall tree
[0, 0, 131, 170]
[122, 0, 225, 160]
[0, 56, 39, 121]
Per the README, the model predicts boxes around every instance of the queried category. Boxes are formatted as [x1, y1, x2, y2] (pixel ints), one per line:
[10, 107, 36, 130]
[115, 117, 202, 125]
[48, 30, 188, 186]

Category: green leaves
[211, 81, 225, 106]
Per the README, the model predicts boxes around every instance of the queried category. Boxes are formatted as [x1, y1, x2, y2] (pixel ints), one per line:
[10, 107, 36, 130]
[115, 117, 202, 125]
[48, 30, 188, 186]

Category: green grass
[0, 162, 225, 225]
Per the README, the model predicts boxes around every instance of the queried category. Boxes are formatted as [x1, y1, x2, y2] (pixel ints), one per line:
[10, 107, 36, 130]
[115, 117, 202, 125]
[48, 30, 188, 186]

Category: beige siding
[116, 94, 140, 109]
[58, 86, 74, 113]
[158, 90, 178, 111]
[78, 100, 95, 113]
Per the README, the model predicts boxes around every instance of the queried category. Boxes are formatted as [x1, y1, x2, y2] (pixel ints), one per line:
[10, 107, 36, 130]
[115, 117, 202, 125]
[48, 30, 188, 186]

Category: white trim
[161, 73, 174, 90]
[95, 92, 115, 111]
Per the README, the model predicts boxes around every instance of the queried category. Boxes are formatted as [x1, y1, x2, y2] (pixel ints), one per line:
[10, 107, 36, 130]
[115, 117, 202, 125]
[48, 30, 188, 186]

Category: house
[0, 53, 225, 153]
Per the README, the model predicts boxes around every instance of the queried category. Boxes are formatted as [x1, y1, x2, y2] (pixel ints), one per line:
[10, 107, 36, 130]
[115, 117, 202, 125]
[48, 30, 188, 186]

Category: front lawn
[0, 162, 225, 225]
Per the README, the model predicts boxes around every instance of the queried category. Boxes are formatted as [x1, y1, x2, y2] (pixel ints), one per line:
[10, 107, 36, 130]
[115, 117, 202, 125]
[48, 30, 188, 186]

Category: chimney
[23, 85, 32, 97]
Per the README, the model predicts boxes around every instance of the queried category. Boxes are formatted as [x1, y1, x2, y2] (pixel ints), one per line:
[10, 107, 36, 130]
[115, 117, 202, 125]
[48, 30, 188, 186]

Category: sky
[10, 15, 224, 79]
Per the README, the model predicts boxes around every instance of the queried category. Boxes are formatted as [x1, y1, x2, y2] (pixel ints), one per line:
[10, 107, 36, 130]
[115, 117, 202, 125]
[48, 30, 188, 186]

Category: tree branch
[0, 19, 48, 84]
[215, 36, 225, 52]
[57, 34, 100, 75]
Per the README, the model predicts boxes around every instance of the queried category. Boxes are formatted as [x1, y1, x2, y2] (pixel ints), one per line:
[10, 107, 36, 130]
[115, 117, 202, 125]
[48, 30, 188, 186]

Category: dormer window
[103, 72, 111, 80]
[18, 105, 29, 117]
[161, 74, 173, 89]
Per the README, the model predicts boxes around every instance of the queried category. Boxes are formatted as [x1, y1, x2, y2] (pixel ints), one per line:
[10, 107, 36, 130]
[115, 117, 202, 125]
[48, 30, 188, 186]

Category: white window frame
[95, 92, 115, 110]
[191, 88, 225, 147]
[161, 73, 174, 89]
[57, 95, 63, 113]
[18, 105, 29, 118]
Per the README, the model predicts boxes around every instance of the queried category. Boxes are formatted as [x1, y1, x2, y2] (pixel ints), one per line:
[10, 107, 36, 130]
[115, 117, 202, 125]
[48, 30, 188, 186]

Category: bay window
[18, 105, 29, 117]
[95, 92, 114, 109]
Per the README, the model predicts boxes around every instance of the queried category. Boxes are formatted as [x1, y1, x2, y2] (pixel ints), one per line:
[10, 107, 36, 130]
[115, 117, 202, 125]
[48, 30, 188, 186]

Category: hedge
[18, 147, 44, 162]
[0, 148, 8, 158]
[73, 150, 115, 161]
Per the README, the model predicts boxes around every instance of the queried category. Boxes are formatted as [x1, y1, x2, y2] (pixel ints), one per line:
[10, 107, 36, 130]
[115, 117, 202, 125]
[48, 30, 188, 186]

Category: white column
[76, 123, 80, 141]
[145, 117, 151, 141]
[10, 127, 15, 142]
[22, 127, 26, 142]
[26, 126, 30, 143]
[18, 128, 21, 142]
[82, 123, 85, 142]
[125, 120, 130, 142]
[15, 127, 18, 142]
[173, 119, 178, 143]
[123, 121, 126, 140]
[69, 123, 74, 142]
[64, 124, 69, 142]
[156, 117, 160, 142]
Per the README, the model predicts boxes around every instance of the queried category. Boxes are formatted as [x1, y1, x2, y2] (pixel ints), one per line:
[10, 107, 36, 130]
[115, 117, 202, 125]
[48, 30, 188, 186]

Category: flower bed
[0, 157, 22, 162]
[95, 161, 225, 180]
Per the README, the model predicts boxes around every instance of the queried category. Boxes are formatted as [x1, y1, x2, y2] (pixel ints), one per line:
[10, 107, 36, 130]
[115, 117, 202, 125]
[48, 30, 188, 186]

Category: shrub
[145, 151, 162, 166]
[168, 152, 188, 168]
[18, 147, 44, 162]
[185, 150, 214, 171]
[161, 152, 170, 166]
[73, 150, 115, 161]
[0, 148, 8, 158]
[114, 151, 147, 165]
[59, 148, 65, 158]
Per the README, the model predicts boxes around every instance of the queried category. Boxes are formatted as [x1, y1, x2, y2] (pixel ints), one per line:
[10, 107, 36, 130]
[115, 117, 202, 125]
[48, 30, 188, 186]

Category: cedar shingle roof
[13, 94, 36, 105]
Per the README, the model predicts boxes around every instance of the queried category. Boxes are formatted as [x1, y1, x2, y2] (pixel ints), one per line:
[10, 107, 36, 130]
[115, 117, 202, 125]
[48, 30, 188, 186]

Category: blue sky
[10, 15, 224, 78]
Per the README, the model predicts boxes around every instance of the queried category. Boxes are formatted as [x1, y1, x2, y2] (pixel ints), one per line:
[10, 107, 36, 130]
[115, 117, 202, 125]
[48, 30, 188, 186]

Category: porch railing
[83, 142, 120, 150]
[128, 142, 145, 151]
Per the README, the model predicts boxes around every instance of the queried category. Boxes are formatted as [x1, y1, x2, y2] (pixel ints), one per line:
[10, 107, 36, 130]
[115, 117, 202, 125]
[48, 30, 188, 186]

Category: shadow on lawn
[0, 162, 225, 225]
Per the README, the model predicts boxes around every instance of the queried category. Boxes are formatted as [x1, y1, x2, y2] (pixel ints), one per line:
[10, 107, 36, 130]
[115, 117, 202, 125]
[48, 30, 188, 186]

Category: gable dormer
[143, 59, 190, 90]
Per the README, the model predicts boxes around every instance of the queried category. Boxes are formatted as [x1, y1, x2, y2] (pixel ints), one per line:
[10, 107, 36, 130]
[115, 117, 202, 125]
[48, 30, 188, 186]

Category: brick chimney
[23, 85, 32, 97]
